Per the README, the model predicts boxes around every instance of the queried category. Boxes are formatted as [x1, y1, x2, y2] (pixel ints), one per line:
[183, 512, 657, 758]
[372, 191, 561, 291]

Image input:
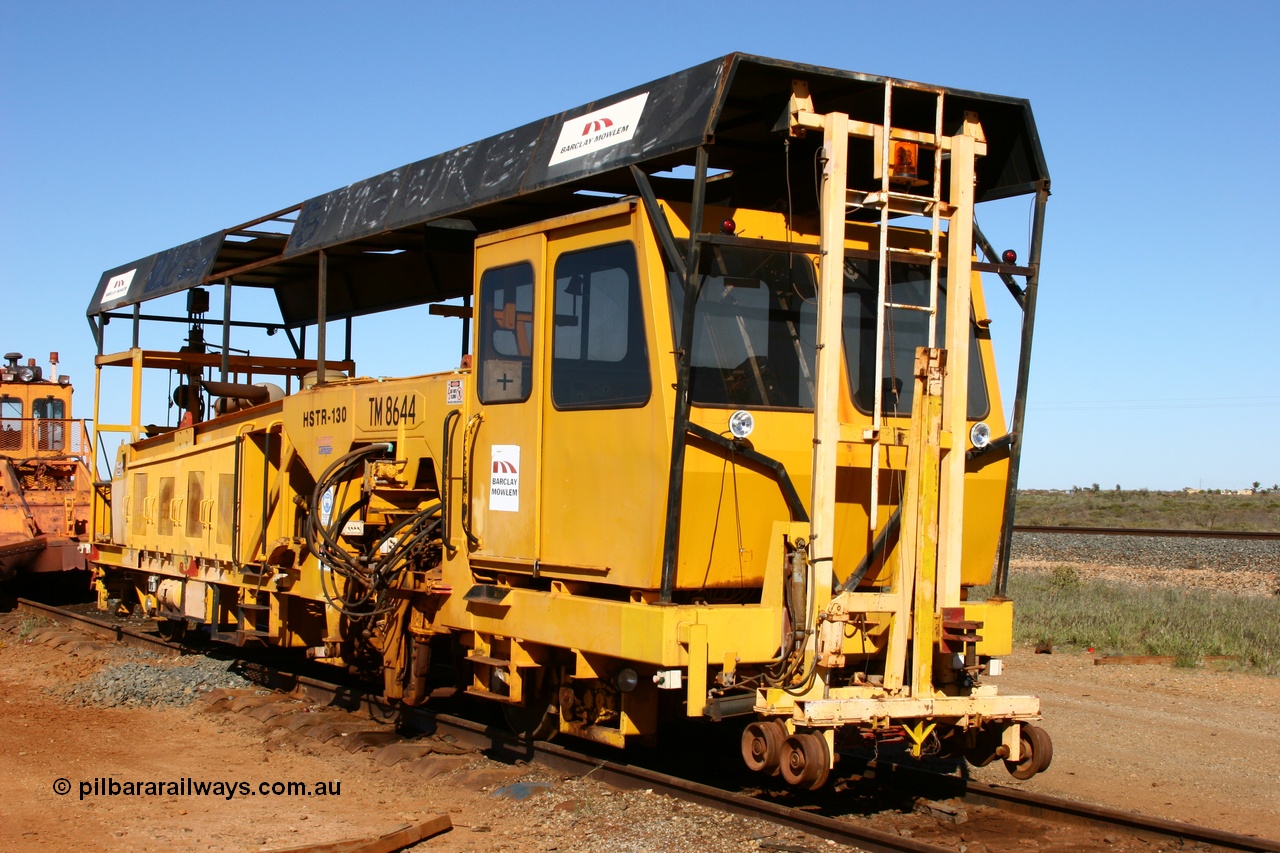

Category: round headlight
[17, 365, 34, 382]
[728, 410, 755, 440]
[969, 421, 991, 449]
[614, 667, 639, 693]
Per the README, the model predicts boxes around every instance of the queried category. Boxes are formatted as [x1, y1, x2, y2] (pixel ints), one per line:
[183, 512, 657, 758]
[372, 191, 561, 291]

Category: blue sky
[2, 2, 1277, 490]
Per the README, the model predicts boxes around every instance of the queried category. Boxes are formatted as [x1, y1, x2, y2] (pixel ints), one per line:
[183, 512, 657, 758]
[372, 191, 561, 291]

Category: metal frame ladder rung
[886, 247, 942, 259]
[865, 80, 948, 539]
[847, 189, 952, 217]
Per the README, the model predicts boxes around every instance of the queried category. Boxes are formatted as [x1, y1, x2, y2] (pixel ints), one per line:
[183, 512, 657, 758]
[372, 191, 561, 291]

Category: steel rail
[14, 599, 1280, 853]
[16, 598, 188, 656]
[1013, 524, 1280, 542]
[962, 780, 1279, 852]
[267, 676, 956, 853]
[868, 760, 1280, 853]
[406, 714, 949, 853]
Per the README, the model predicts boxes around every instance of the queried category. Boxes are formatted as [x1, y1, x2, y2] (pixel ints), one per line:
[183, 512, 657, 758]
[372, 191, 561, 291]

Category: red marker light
[721, 218, 736, 235]
[1001, 249, 1018, 265]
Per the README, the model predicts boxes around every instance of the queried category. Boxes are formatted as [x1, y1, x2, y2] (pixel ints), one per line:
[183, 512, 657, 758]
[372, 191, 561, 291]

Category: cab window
[478, 262, 535, 404]
[552, 243, 650, 409]
[0, 397, 22, 450]
[33, 398, 64, 420]
[669, 246, 818, 410]
[33, 397, 65, 450]
[842, 258, 989, 419]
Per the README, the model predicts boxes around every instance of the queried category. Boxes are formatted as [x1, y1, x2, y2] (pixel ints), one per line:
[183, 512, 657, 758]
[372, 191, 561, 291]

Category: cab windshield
[667, 247, 990, 418]
[669, 246, 817, 409]
[842, 257, 989, 419]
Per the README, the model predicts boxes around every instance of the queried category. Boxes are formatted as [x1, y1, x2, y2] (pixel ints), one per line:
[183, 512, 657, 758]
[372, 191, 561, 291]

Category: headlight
[17, 365, 35, 382]
[969, 421, 991, 449]
[614, 667, 639, 693]
[728, 410, 755, 440]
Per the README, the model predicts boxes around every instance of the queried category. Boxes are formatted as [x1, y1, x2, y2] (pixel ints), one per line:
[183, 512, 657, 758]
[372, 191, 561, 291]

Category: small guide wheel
[1005, 723, 1053, 780]
[741, 719, 786, 775]
[779, 731, 830, 790]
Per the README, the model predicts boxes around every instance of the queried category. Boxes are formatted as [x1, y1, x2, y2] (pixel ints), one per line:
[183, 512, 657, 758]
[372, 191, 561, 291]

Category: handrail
[0, 417, 92, 464]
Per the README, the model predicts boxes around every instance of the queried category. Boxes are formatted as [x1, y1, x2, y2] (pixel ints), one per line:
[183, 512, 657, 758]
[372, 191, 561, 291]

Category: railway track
[1013, 524, 1280, 541]
[11, 598, 1280, 853]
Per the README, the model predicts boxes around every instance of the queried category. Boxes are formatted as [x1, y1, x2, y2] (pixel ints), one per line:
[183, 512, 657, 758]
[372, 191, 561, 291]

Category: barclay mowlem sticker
[489, 445, 520, 512]
[547, 92, 649, 167]
[100, 268, 137, 305]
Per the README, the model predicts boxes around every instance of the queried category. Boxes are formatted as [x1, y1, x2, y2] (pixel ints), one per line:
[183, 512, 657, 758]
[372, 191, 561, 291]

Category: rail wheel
[741, 719, 787, 775]
[1004, 723, 1053, 780]
[779, 731, 830, 790]
[157, 618, 187, 642]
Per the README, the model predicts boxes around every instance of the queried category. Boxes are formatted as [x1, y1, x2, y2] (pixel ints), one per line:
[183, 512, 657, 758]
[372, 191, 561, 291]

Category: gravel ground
[1011, 530, 1279, 573]
[1008, 531, 1280, 597]
[421, 768, 822, 853]
[57, 655, 253, 708]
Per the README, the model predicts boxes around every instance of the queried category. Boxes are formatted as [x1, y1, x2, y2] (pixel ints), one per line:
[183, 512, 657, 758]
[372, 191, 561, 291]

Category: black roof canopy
[88, 53, 1048, 325]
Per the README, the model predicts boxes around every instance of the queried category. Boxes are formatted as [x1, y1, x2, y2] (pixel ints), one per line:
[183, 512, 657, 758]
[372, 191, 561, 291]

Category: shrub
[971, 571, 1280, 675]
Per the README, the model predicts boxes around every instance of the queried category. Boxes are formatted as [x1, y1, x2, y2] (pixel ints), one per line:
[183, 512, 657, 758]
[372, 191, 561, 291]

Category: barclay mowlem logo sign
[548, 92, 649, 167]
[489, 445, 520, 512]
[100, 268, 137, 305]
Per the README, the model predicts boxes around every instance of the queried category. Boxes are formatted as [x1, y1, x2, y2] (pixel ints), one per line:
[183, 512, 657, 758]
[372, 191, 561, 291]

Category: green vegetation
[1015, 489, 1280, 532]
[974, 568, 1280, 675]
[17, 616, 48, 638]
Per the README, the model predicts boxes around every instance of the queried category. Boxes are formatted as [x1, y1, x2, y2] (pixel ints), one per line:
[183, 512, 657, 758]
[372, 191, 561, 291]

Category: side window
[478, 263, 535, 404]
[0, 397, 21, 451]
[552, 242, 650, 409]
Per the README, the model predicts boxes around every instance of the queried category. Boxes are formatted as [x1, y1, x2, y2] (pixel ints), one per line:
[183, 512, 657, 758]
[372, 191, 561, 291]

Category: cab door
[469, 233, 545, 563]
[537, 218, 664, 589]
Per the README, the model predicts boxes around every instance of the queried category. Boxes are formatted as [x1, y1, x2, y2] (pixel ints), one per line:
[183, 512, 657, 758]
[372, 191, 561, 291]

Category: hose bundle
[304, 443, 442, 619]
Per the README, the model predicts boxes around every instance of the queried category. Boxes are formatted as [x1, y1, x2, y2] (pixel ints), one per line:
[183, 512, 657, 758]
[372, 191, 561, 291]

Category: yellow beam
[809, 109, 849, 586]
[795, 693, 1040, 725]
[910, 348, 945, 698]
[938, 134, 977, 608]
[130, 348, 143, 442]
[792, 111, 987, 156]
[445, 586, 778, 667]
[684, 623, 708, 717]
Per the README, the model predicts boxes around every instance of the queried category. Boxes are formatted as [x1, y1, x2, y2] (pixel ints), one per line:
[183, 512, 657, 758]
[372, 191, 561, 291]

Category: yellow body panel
[964, 600, 1015, 657]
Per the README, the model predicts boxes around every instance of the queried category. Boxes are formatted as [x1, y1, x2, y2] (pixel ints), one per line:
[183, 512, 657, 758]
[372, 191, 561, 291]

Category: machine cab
[0, 352, 81, 459]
